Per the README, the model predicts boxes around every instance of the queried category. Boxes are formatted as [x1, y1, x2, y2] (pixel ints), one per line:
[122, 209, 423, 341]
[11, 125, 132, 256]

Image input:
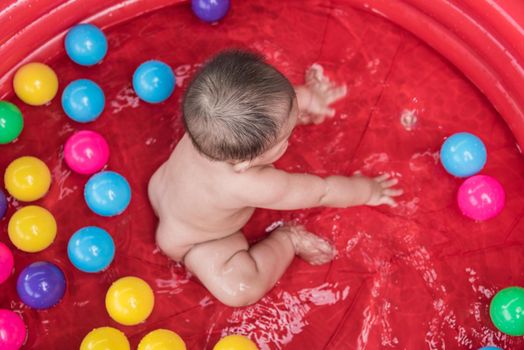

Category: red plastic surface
[1, 0, 524, 349]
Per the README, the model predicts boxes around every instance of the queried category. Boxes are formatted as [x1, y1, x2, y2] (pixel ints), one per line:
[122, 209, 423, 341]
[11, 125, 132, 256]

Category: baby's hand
[359, 173, 403, 207]
[297, 64, 347, 125]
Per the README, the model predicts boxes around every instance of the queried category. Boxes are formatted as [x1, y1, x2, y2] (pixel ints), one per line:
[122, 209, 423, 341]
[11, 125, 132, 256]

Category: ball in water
[68, 226, 115, 273]
[0, 101, 23, 144]
[84, 171, 131, 216]
[0, 242, 14, 284]
[479, 347, 502, 350]
[4, 156, 51, 202]
[490, 286, 524, 336]
[80, 327, 130, 350]
[65, 23, 108, 66]
[457, 175, 505, 221]
[440, 132, 486, 177]
[62, 79, 105, 123]
[8, 205, 57, 253]
[0, 189, 7, 220]
[105, 276, 154, 326]
[17, 261, 66, 309]
[13, 63, 58, 106]
[64, 130, 109, 174]
[192, 0, 230, 22]
[213, 335, 258, 350]
[138, 329, 186, 350]
[0, 309, 26, 350]
[133, 60, 175, 103]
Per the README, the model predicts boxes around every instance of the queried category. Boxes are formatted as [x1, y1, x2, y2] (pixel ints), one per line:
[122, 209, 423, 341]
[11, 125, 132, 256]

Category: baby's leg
[184, 226, 334, 307]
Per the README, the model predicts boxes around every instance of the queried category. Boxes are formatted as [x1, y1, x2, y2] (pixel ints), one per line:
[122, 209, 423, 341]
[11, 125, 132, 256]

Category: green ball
[0, 101, 23, 144]
[490, 286, 524, 336]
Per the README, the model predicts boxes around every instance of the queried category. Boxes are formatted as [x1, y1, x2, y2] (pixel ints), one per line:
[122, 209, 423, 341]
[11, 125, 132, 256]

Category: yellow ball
[13, 62, 58, 106]
[213, 335, 259, 350]
[138, 329, 186, 350]
[106, 276, 154, 326]
[80, 327, 130, 350]
[4, 156, 51, 201]
[8, 205, 57, 252]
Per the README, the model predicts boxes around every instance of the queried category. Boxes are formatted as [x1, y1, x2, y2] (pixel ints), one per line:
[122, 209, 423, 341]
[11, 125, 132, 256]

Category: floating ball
[213, 335, 258, 350]
[65, 24, 108, 66]
[0, 189, 7, 220]
[132, 60, 175, 103]
[62, 79, 105, 123]
[138, 329, 186, 350]
[84, 171, 131, 216]
[8, 206, 57, 253]
[0, 309, 26, 350]
[17, 261, 66, 309]
[4, 156, 51, 202]
[457, 175, 505, 221]
[13, 63, 58, 106]
[440, 132, 487, 177]
[80, 327, 130, 350]
[192, 0, 230, 22]
[0, 243, 14, 284]
[490, 286, 524, 336]
[68, 226, 115, 273]
[0, 101, 23, 144]
[105, 276, 154, 326]
[64, 130, 109, 174]
[479, 347, 502, 350]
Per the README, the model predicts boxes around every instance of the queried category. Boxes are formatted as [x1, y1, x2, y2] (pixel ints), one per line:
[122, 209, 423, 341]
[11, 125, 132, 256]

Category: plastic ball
[0, 309, 26, 350]
[62, 79, 105, 123]
[490, 286, 524, 336]
[80, 327, 130, 350]
[0, 101, 23, 144]
[84, 171, 131, 217]
[138, 329, 186, 350]
[65, 23, 108, 66]
[105, 276, 154, 326]
[192, 0, 230, 22]
[8, 206, 57, 253]
[16, 261, 66, 309]
[440, 132, 487, 177]
[0, 189, 7, 220]
[213, 335, 258, 350]
[0, 243, 14, 284]
[64, 130, 109, 174]
[479, 347, 502, 350]
[457, 175, 505, 221]
[132, 60, 175, 103]
[68, 226, 115, 273]
[13, 63, 58, 106]
[4, 156, 51, 202]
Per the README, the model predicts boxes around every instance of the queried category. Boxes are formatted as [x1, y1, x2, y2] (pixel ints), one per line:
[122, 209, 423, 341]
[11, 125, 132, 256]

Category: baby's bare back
[148, 134, 255, 261]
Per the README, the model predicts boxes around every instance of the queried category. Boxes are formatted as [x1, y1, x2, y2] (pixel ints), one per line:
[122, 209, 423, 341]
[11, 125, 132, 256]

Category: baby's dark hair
[183, 50, 295, 161]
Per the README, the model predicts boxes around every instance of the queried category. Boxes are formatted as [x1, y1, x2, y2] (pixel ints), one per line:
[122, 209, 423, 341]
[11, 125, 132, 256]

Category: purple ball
[0, 189, 7, 220]
[191, 0, 230, 22]
[16, 262, 66, 309]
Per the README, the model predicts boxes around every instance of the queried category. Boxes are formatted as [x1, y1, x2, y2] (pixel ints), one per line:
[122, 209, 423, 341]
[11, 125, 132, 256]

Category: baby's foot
[286, 226, 336, 265]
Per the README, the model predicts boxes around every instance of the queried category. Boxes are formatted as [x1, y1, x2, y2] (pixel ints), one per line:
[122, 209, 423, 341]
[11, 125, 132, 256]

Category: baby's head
[183, 50, 297, 171]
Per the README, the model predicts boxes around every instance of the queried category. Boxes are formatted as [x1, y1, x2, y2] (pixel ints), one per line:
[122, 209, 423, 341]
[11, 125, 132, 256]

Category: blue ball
[62, 79, 105, 123]
[68, 226, 115, 273]
[479, 347, 502, 350]
[192, 0, 230, 22]
[0, 189, 7, 220]
[65, 23, 108, 66]
[440, 132, 487, 177]
[84, 171, 131, 217]
[16, 261, 66, 309]
[132, 60, 175, 103]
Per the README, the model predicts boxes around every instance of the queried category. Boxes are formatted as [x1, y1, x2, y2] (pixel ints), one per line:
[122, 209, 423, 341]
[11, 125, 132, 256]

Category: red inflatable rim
[0, 0, 523, 147]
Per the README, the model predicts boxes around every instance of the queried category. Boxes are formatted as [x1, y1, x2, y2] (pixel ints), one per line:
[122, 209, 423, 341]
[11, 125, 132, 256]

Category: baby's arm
[236, 167, 402, 210]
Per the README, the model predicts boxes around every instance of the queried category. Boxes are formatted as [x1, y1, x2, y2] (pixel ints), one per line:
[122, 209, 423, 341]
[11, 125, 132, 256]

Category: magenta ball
[64, 130, 109, 174]
[0, 242, 14, 284]
[0, 309, 26, 350]
[457, 175, 505, 221]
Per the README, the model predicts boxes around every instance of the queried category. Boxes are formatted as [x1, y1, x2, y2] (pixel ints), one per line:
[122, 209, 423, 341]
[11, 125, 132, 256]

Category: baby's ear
[233, 160, 251, 173]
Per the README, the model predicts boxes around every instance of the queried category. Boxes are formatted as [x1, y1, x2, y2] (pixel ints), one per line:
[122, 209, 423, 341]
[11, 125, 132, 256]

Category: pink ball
[64, 130, 109, 174]
[457, 175, 505, 221]
[0, 242, 13, 284]
[0, 309, 26, 350]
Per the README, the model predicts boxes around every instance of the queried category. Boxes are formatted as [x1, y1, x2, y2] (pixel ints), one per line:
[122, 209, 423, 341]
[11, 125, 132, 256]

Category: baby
[148, 50, 402, 307]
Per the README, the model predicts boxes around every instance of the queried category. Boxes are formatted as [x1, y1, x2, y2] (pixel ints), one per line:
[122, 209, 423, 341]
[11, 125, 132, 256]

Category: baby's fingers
[326, 85, 348, 104]
[383, 188, 403, 197]
[381, 177, 398, 188]
[379, 196, 398, 207]
[374, 173, 391, 182]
